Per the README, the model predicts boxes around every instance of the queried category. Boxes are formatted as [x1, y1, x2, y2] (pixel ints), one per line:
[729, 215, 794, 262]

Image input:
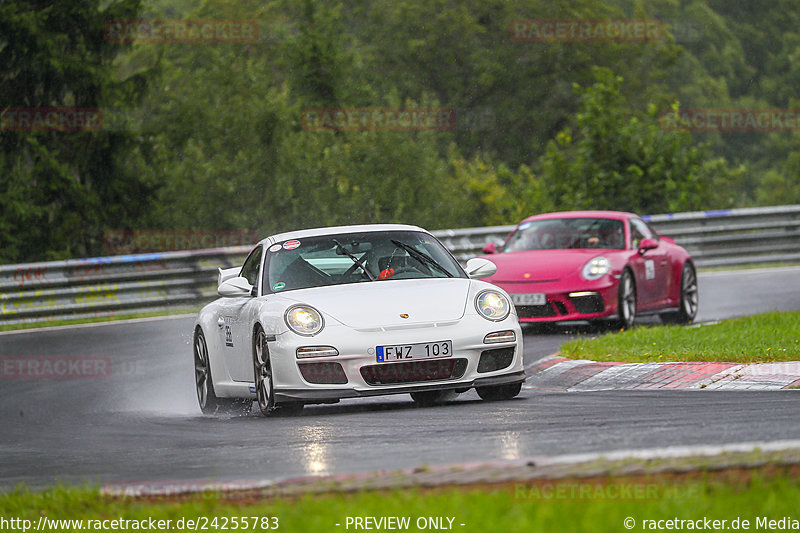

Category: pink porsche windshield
[502, 218, 625, 252]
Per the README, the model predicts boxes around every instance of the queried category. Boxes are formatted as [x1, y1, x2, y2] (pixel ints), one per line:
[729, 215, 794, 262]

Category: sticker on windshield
[283, 240, 301, 250]
[272, 282, 286, 291]
[268, 244, 282, 253]
[518, 222, 532, 230]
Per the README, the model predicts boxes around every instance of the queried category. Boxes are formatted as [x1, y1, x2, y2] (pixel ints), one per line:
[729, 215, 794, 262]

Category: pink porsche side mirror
[482, 242, 497, 254]
[638, 238, 659, 254]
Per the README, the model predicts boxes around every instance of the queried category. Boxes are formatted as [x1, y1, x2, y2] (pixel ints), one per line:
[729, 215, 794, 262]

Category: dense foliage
[2, 0, 798, 262]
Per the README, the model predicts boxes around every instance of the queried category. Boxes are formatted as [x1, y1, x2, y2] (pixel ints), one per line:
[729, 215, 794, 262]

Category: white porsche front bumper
[268, 313, 524, 403]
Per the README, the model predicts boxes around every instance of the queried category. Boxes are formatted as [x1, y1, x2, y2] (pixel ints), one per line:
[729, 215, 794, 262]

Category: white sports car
[193, 224, 525, 416]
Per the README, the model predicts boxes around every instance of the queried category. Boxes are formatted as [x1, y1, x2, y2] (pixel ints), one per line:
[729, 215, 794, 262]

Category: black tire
[194, 328, 247, 415]
[661, 262, 699, 325]
[476, 382, 522, 401]
[615, 269, 636, 329]
[253, 326, 303, 417]
[410, 389, 460, 406]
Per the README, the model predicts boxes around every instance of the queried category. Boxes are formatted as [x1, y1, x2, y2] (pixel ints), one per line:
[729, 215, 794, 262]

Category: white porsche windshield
[502, 218, 625, 252]
[264, 230, 466, 293]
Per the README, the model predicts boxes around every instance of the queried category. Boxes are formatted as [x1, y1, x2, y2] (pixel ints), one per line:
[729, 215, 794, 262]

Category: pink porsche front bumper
[491, 279, 620, 323]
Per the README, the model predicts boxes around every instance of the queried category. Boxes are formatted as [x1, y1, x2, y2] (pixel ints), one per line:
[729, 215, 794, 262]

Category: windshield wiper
[332, 239, 375, 281]
[391, 239, 453, 278]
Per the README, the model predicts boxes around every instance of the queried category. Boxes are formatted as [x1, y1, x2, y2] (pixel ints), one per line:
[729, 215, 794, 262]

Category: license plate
[376, 341, 452, 363]
[511, 293, 546, 306]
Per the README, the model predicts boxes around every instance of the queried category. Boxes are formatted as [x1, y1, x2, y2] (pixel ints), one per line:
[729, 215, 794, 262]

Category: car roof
[261, 223, 427, 246]
[519, 210, 636, 224]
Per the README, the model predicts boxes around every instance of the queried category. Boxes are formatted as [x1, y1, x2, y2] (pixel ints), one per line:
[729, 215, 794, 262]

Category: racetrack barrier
[1, 204, 799, 325]
[0, 248, 248, 325]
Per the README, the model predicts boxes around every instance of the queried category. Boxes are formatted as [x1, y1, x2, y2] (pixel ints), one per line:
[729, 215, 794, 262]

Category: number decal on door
[645, 259, 655, 280]
[224, 316, 234, 347]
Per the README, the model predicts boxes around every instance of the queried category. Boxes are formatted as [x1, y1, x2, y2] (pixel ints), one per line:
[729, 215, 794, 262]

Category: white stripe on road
[0, 313, 196, 336]
[699, 265, 800, 277]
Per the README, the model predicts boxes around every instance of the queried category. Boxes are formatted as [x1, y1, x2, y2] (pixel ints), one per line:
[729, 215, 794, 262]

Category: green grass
[0, 307, 201, 333]
[561, 311, 800, 363]
[1, 475, 799, 533]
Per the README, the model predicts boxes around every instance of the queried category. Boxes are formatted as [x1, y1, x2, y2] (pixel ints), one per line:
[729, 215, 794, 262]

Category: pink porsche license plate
[511, 293, 546, 305]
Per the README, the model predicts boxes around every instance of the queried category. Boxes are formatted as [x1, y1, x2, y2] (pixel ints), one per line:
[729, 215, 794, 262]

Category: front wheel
[253, 326, 303, 417]
[476, 382, 522, 401]
[661, 263, 699, 324]
[615, 269, 636, 329]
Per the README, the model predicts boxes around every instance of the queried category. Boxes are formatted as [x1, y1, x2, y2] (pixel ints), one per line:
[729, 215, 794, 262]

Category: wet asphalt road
[1, 267, 799, 489]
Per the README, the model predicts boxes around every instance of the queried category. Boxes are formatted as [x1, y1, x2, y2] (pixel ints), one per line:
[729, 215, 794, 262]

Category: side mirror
[217, 276, 253, 297]
[465, 257, 498, 279]
[218, 266, 240, 286]
[638, 238, 659, 254]
[482, 242, 497, 254]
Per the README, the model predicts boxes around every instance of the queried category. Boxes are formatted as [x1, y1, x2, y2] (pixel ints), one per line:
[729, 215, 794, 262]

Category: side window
[239, 246, 263, 289]
[644, 220, 661, 239]
[629, 218, 655, 249]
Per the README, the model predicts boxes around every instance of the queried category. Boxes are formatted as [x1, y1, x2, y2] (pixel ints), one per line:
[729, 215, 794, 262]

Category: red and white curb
[524, 355, 800, 391]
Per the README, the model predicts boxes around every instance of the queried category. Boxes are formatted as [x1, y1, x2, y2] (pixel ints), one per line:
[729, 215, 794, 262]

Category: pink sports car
[479, 211, 698, 327]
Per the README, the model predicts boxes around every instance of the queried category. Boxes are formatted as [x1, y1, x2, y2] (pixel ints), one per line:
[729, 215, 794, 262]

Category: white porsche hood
[277, 278, 473, 329]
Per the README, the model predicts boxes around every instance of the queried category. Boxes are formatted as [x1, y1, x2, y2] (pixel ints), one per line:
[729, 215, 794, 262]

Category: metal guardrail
[436, 204, 800, 267]
[2, 205, 799, 325]
[0, 248, 249, 325]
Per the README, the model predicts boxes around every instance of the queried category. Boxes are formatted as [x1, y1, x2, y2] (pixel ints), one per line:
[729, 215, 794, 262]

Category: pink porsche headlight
[582, 256, 610, 281]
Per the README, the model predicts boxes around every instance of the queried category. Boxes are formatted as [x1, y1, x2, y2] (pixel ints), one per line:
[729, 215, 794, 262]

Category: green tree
[8, 0, 796, 264]
[448, 152, 551, 226]
[0, 0, 151, 262]
[539, 68, 742, 214]
[352, 0, 682, 167]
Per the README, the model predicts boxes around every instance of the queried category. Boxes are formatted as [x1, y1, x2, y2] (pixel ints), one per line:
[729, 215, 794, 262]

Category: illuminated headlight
[296, 346, 339, 358]
[285, 305, 324, 336]
[484, 330, 516, 344]
[582, 256, 610, 281]
[476, 290, 511, 321]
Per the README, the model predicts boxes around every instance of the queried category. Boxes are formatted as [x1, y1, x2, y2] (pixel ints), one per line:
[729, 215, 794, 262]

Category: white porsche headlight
[285, 305, 324, 336]
[582, 256, 611, 280]
[476, 290, 511, 321]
